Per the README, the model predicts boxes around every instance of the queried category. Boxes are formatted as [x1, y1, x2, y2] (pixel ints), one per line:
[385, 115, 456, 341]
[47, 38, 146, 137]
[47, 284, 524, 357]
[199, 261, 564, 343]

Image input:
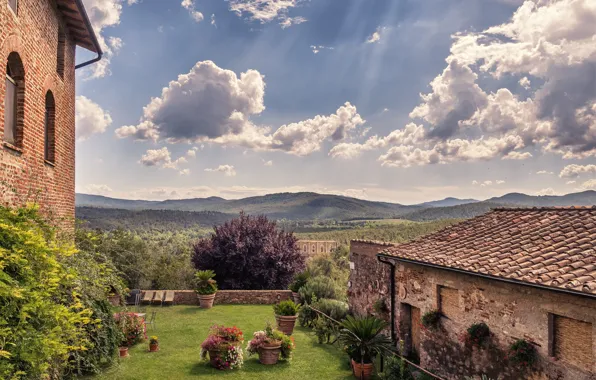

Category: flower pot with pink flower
[200, 325, 244, 370]
[247, 323, 295, 365]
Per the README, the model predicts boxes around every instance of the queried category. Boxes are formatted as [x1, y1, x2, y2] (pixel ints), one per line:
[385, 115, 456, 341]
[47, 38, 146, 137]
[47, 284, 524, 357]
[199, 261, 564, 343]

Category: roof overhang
[56, 0, 102, 55]
[377, 253, 596, 300]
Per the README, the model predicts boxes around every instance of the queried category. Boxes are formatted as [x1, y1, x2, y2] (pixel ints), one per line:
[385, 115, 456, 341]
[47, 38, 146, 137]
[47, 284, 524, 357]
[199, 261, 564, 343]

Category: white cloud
[310, 45, 334, 54]
[186, 147, 199, 158]
[205, 164, 237, 177]
[536, 188, 557, 196]
[263, 160, 273, 166]
[139, 147, 188, 170]
[472, 179, 505, 187]
[83, 184, 113, 195]
[579, 179, 596, 190]
[366, 27, 387, 44]
[117, 61, 363, 157]
[181, 0, 204, 22]
[75, 96, 112, 141]
[519, 76, 531, 89]
[228, 0, 306, 28]
[211, 14, 216, 26]
[566, 180, 577, 185]
[503, 151, 532, 160]
[179, 169, 190, 176]
[536, 170, 554, 175]
[559, 164, 596, 178]
[496, 180, 506, 184]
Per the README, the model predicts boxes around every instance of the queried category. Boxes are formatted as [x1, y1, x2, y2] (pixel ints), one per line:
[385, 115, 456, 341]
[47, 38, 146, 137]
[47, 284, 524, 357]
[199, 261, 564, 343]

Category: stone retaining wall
[141, 290, 292, 305]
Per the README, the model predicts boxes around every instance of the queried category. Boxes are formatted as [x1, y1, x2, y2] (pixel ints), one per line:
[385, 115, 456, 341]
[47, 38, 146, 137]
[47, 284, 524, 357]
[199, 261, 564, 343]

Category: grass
[91, 305, 353, 380]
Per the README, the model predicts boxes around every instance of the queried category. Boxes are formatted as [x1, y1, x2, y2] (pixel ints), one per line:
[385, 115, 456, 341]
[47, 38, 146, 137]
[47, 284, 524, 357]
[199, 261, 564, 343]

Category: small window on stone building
[550, 314, 593, 371]
[8, 0, 17, 14]
[44, 91, 55, 163]
[438, 286, 459, 319]
[312, 246, 315, 253]
[321, 246, 324, 253]
[4, 53, 24, 148]
[56, 27, 66, 79]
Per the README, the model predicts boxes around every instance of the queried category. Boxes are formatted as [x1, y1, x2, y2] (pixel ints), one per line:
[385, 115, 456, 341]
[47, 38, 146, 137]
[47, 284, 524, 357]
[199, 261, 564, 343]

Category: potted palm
[247, 323, 295, 365]
[339, 316, 394, 380]
[195, 270, 218, 309]
[288, 272, 309, 304]
[149, 336, 159, 352]
[274, 300, 300, 335]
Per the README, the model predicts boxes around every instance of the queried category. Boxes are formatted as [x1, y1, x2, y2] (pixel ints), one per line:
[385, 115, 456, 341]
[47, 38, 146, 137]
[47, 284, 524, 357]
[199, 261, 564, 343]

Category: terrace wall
[141, 290, 292, 305]
[348, 240, 596, 380]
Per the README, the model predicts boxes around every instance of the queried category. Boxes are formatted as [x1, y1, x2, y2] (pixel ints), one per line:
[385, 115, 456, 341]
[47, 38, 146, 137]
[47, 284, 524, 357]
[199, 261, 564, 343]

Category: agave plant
[339, 315, 394, 364]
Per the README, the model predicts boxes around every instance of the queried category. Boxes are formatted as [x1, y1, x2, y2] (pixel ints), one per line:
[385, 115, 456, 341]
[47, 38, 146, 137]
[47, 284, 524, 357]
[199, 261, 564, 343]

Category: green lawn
[92, 305, 353, 380]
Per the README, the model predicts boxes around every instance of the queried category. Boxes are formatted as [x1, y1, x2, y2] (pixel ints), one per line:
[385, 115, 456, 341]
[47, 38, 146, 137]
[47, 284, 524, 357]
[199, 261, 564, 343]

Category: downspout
[73, 0, 103, 70]
[377, 255, 396, 342]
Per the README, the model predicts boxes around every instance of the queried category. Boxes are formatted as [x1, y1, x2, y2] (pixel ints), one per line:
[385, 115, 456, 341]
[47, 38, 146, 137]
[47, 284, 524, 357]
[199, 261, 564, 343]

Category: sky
[74, 0, 596, 204]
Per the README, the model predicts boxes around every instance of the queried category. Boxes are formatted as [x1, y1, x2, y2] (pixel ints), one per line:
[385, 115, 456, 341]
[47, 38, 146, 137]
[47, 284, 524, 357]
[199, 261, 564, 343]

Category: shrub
[194, 270, 218, 295]
[299, 298, 349, 328]
[0, 206, 93, 379]
[307, 251, 349, 300]
[274, 300, 300, 316]
[299, 276, 339, 305]
[507, 339, 537, 368]
[462, 322, 491, 347]
[191, 212, 305, 290]
[114, 312, 146, 347]
[288, 272, 310, 293]
[421, 310, 442, 330]
[377, 355, 414, 380]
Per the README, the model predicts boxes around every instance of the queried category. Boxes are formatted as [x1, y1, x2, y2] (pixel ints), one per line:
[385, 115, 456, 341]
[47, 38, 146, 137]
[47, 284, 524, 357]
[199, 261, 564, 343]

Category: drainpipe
[73, 0, 103, 70]
[377, 255, 396, 342]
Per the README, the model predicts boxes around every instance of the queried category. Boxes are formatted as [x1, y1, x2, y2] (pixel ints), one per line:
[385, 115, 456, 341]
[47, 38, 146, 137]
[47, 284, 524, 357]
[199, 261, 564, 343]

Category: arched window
[4, 52, 24, 148]
[56, 27, 65, 78]
[44, 91, 55, 163]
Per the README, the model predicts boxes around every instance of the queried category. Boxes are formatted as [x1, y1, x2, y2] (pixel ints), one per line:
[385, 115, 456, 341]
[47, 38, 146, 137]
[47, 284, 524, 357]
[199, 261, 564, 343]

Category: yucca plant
[339, 315, 394, 364]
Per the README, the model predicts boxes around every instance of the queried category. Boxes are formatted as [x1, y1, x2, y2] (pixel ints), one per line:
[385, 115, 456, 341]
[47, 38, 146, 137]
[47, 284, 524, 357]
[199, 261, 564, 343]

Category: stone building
[298, 240, 339, 257]
[348, 207, 596, 380]
[1, 0, 101, 227]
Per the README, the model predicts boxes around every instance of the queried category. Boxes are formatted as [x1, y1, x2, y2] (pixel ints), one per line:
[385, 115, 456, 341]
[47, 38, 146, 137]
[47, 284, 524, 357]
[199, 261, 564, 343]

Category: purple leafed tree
[191, 212, 305, 290]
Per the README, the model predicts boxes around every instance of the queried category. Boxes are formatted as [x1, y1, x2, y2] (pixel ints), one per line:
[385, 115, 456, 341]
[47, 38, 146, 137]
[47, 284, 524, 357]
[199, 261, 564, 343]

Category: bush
[299, 276, 339, 305]
[273, 300, 300, 316]
[307, 250, 349, 300]
[0, 206, 92, 379]
[191, 212, 305, 290]
[421, 310, 442, 330]
[462, 322, 491, 347]
[507, 339, 537, 368]
[114, 312, 146, 347]
[300, 298, 349, 332]
[378, 355, 414, 380]
[288, 272, 310, 293]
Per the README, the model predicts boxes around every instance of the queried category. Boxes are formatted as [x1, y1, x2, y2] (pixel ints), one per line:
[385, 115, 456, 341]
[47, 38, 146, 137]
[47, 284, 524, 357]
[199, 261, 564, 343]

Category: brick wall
[1, 0, 77, 228]
[348, 241, 596, 380]
[142, 290, 292, 305]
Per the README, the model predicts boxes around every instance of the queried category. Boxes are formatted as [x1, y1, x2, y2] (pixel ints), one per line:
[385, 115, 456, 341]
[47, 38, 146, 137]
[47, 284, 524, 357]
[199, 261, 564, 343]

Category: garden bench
[164, 290, 175, 306]
[142, 290, 155, 304]
[152, 290, 164, 306]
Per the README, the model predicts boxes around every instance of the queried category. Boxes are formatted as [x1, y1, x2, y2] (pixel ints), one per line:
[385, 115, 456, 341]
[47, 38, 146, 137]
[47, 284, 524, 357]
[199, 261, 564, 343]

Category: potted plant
[195, 270, 218, 309]
[289, 272, 309, 304]
[200, 325, 244, 370]
[421, 310, 442, 331]
[274, 300, 300, 335]
[339, 315, 394, 380]
[247, 323, 295, 365]
[149, 336, 159, 352]
[114, 312, 146, 358]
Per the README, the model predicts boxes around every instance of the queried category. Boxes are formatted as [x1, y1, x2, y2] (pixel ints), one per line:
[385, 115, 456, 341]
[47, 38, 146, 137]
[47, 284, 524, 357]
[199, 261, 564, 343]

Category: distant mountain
[402, 202, 505, 222]
[75, 193, 160, 209]
[417, 197, 478, 208]
[487, 191, 596, 206]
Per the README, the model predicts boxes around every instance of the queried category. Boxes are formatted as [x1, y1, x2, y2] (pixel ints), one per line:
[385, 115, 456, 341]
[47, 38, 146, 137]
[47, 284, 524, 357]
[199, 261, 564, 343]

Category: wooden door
[411, 306, 421, 355]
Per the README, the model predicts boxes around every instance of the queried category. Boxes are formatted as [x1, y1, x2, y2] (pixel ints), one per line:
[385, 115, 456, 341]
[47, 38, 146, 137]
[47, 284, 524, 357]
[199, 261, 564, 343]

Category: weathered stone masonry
[142, 290, 293, 305]
[349, 240, 596, 380]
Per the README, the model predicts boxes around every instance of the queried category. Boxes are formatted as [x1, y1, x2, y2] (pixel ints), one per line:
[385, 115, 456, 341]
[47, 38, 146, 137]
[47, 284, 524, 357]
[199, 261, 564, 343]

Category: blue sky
[74, 0, 596, 203]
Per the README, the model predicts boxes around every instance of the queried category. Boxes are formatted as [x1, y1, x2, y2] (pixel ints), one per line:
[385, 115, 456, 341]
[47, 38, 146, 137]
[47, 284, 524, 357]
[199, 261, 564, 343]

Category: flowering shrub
[114, 312, 147, 347]
[507, 339, 537, 369]
[246, 323, 295, 360]
[200, 325, 244, 370]
[461, 322, 491, 348]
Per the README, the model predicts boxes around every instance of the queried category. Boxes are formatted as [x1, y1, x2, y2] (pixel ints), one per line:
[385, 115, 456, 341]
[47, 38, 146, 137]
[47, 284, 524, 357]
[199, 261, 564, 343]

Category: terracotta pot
[149, 343, 159, 352]
[198, 293, 216, 309]
[258, 344, 281, 365]
[291, 292, 301, 304]
[119, 347, 129, 358]
[276, 315, 297, 335]
[351, 359, 373, 380]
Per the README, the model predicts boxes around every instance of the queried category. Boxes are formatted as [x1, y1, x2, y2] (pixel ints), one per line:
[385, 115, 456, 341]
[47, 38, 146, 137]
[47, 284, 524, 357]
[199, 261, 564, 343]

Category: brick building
[349, 207, 596, 380]
[298, 240, 339, 258]
[1, 0, 101, 226]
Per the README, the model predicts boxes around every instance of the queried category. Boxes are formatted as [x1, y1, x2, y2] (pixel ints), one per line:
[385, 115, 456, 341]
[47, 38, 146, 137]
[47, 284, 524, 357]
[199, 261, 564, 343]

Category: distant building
[1, 0, 101, 226]
[298, 240, 338, 257]
[349, 207, 596, 380]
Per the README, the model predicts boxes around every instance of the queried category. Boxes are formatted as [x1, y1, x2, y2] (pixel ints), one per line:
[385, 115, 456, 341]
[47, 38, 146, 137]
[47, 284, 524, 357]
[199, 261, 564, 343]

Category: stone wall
[348, 240, 596, 380]
[1, 0, 79, 228]
[141, 290, 292, 305]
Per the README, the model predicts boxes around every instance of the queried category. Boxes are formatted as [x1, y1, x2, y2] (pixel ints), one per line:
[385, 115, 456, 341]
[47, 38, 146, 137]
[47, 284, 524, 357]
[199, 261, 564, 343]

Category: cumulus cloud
[228, 0, 306, 28]
[83, 184, 113, 195]
[536, 188, 557, 196]
[472, 179, 505, 187]
[579, 179, 596, 190]
[536, 170, 554, 175]
[75, 96, 112, 141]
[559, 164, 596, 178]
[182, 0, 204, 22]
[139, 147, 188, 170]
[205, 164, 237, 176]
[333, 0, 596, 168]
[117, 61, 363, 156]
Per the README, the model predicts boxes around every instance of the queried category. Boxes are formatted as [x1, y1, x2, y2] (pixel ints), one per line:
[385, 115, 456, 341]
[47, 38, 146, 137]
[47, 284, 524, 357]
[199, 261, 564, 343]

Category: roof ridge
[492, 206, 596, 211]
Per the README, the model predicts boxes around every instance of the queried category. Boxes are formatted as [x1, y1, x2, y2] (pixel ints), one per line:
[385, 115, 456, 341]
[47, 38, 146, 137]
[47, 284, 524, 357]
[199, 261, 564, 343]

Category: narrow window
[4, 64, 17, 144]
[438, 286, 459, 319]
[44, 91, 55, 163]
[551, 314, 593, 370]
[303, 245, 307, 252]
[321, 246, 324, 253]
[56, 27, 66, 78]
[8, 0, 17, 14]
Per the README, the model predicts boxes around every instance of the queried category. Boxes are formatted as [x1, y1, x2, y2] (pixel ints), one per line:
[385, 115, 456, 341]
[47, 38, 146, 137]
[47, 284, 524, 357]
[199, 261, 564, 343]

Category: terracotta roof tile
[381, 207, 596, 296]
